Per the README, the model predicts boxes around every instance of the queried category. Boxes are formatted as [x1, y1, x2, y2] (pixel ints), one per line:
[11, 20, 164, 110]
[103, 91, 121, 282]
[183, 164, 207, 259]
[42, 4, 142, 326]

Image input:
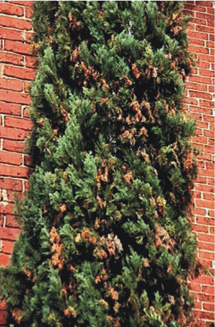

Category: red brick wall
[0, 1, 214, 326]
[184, 2, 215, 326]
[0, 1, 34, 324]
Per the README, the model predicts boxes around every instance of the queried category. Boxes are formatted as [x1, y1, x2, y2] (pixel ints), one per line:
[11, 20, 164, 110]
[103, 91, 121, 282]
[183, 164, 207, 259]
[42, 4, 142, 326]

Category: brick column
[0, 1, 35, 325]
[184, 1, 215, 326]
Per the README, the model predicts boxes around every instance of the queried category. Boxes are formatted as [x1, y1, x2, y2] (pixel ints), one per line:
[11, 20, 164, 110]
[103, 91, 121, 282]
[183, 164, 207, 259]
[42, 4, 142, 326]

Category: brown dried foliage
[12, 308, 23, 325]
[124, 170, 134, 184]
[155, 225, 175, 252]
[132, 63, 141, 79]
[49, 227, 64, 270]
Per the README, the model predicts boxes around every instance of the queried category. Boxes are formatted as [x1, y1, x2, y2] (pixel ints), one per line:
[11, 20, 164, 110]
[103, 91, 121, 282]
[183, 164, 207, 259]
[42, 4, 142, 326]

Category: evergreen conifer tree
[0, 2, 200, 326]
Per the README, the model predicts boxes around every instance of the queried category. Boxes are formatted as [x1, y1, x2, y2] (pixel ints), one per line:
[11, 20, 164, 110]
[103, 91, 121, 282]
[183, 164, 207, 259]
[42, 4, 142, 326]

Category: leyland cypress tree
[0, 2, 200, 326]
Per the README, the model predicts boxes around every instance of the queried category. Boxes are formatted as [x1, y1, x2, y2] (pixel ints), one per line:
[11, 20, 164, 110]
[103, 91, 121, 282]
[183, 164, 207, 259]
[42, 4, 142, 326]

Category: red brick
[198, 234, 214, 243]
[198, 167, 214, 177]
[197, 241, 215, 251]
[193, 303, 202, 312]
[188, 31, 209, 40]
[204, 130, 215, 138]
[0, 102, 21, 115]
[4, 116, 33, 130]
[203, 303, 215, 312]
[189, 112, 202, 121]
[204, 145, 215, 154]
[0, 126, 29, 140]
[0, 309, 7, 325]
[206, 41, 215, 48]
[25, 55, 37, 68]
[0, 202, 14, 215]
[195, 176, 207, 184]
[24, 180, 29, 191]
[190, 38, 205, 46]
[3, 139, 25, 153]
[0, 299, 6, 311]
[0, 51, 24, 65]
[0, 177, 22, 191]
[194, 310, 215, 320]
[25, 6, 33, 19]
[185, 3, 198, 10]
[184, 97, 198, 105]
[195, 128, 203, 136]
[192, 224, 209, 233]
[0, 27, 24, 41]
[208, 138, 215, 146]
[4, 40, 32, 55]
[185, 82, 207, 91]
[196, 216, 215, 226]
[207, 178, 215, 186]
[6, 214, 20, 228]
[210, 33, 215, 41]
[197, 54, 214, 63]
[188, 45, 209, 54]
[196, 121, 209, 129]
[0, 164, 30, 178]
[4, 65, 35, 80]
[0, 3, 24, 16]
[191, 18, 207, 26]
[196, 25, 215, 34]
[198, 294, 215, 303]
[199, 258, 213, 269]
[196, 1, 214, 8]
[199, 69, 215, 78]
[203, 114, 214, 124]
[0, 89, 31, 104]
[193, 207, 207, 216]
[208, 210, 215, 218]
[0, 16, 32, 30]
[192, 135, 208, 144]
[189, 283, 201, 292]
[202, 285, 215, 295]
[24, 154, 32, 167]
[199, 250, 215, 260]
[196, 198, 215, 209]
[193, 274, 214, 285]
[23, 106, 30, 117]
[202, 162, 215, 174]
[200, 99, 214, 108]
[3, 189, 23, 203]
[189, 91, 212, 100]
[0, 77, 23, 91]
[189, 105, 212, 115]
[24, 80, 31, 92]
[203, 193, 215, 201]
[189, 75, 212, 84]
[0, 227, 21, 241]
[193, 191, 201, 199]
[0, 151, 22, 165]
[1, 240, 14, 254]
[9, 0, 33, 5]
[26, 30, 34, 42]
[195, 184, 215, 193]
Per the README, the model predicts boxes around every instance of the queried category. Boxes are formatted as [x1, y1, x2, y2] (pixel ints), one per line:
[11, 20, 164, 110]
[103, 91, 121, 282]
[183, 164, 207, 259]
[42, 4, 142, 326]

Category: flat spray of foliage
[0, 1, 201, 326]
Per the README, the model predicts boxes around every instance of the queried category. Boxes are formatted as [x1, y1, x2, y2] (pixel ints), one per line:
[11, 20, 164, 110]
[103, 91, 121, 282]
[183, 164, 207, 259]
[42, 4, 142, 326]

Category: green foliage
[0, 1, 200, 327]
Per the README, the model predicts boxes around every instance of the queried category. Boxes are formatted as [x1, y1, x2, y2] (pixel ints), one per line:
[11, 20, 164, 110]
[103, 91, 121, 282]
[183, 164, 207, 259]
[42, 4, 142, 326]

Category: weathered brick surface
[184, 1, 215, 326]
[0, 1, 34, 324]
[0, 1, 214, 326]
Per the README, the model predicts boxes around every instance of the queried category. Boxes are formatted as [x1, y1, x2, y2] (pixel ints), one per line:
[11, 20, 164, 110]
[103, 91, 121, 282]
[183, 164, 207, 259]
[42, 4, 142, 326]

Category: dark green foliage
[0, 2, 200, 326]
